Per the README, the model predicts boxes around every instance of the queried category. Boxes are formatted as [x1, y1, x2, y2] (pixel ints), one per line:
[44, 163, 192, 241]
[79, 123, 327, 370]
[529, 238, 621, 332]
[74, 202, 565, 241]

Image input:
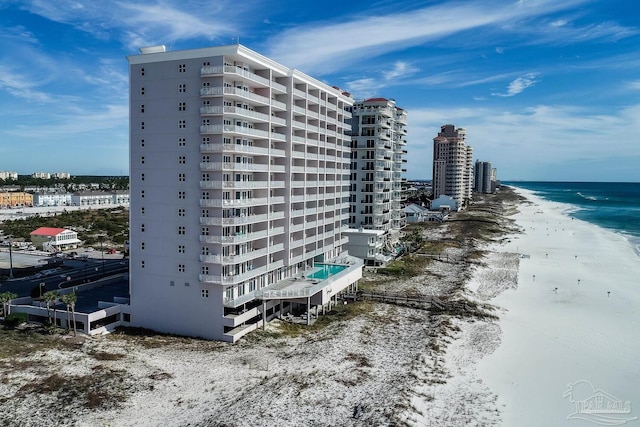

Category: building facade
[432, 124, 473, 207]
[346, 98, 407, 263]
[30, 227, 81, 251]
[473, 160, 493, 194]
[0, 192, 33, 208]
[127, 44, 362, 342]
[0, 171, 18, 181]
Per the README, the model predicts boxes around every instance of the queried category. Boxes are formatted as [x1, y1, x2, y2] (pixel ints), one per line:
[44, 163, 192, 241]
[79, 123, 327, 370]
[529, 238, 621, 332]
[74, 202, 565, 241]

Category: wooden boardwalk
[344, 290, 488, 316]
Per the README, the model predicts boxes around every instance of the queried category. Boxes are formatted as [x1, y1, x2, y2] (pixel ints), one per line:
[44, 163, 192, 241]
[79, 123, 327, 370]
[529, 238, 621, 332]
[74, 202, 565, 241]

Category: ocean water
[505, 181, 640, 253]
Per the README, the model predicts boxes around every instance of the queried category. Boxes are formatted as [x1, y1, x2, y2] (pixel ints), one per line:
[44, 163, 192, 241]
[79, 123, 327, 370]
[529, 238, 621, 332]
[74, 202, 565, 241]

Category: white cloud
[492, 72, 540, 97]
[495, 47, 504, 53]
[265, 0, 590, 74]
[345, 61, 418, 98]
[0, 66, 51, 102]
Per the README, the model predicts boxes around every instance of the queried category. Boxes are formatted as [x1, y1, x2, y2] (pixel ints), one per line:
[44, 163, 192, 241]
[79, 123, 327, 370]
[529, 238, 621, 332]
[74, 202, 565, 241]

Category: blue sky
[1, 0, 639, 181]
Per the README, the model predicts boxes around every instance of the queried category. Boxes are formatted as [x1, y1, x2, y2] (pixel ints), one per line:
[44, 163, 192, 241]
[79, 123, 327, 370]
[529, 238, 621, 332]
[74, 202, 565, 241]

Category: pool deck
[255, 256, 363, 301]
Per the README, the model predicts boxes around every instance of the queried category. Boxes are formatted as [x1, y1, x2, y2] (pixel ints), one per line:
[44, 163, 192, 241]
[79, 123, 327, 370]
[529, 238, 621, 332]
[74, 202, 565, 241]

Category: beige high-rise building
[432, 124, 473, 207]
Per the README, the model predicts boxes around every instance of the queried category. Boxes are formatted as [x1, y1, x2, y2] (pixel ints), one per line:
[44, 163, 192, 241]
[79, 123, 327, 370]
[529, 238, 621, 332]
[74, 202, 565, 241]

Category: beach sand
[477, 187, 640, 426]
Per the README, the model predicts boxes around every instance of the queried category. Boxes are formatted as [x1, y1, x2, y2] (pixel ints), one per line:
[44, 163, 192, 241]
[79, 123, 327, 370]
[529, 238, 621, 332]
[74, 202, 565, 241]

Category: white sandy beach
[477, 187, 640, 426]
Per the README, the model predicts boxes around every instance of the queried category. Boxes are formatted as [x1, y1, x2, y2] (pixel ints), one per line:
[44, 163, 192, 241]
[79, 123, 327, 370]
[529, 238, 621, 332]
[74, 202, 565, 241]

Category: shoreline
[477, 186, 640, 426]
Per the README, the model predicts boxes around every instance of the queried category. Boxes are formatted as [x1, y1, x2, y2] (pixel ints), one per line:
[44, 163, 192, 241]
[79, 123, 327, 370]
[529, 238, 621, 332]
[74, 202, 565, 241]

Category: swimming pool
[306, 263, 347, 280]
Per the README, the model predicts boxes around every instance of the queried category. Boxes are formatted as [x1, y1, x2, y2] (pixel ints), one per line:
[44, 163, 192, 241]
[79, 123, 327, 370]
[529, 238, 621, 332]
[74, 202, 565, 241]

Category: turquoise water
[505, 181, 640, 253]
[307, 263, 347, 280]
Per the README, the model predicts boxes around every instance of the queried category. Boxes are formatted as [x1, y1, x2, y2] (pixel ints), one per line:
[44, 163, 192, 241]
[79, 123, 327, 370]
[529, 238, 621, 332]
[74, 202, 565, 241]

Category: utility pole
[8, 237, 14, 279]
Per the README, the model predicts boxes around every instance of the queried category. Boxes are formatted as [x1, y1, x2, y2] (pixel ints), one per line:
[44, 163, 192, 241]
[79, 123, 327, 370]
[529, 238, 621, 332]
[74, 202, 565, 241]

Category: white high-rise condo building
[346, 98, 407, 264]
[432, 124, 473, 207]
[127, 44, 362, 342]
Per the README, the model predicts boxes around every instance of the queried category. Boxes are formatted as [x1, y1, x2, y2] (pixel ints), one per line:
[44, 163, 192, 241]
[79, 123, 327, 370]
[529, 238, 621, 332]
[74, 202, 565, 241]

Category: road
[0, 258, 129, 298]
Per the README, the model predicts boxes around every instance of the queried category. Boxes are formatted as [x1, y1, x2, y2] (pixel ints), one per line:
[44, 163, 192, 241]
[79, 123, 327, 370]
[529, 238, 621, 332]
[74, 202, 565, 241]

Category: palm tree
[60, 293, 78, 336]
[43, 290, 58, 325]
[0, 291, 18, 318]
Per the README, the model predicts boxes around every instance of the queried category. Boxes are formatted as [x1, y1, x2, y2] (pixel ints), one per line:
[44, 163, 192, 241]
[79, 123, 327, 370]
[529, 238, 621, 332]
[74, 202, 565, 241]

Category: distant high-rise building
[474, 160, 492, 193]
[346, 98, 408, 263]
[0, 171, 18, 180]
[432, 124, 473, 207]
[126, 44, 362, 342]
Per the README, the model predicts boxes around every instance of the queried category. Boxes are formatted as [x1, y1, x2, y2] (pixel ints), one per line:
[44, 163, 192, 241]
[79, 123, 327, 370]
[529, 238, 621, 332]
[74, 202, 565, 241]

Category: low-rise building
[71, 192, 116, 206]
[33, 193, 73, 207]
[0, 192, 33, 208]
[30, 227, 81, 251]
[342, 228, 392, 266]
[430, 195, 459, 212]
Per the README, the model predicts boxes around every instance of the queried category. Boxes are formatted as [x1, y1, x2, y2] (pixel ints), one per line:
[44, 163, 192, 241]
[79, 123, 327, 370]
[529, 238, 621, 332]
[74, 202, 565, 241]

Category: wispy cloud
[0, 25, 39, 44]
[492, 72, 540, 97]
[345, 61, 418, 98]
[265, 0, 591, 74]
[16, 0, 244, 50]
[0, 65, 51, 102]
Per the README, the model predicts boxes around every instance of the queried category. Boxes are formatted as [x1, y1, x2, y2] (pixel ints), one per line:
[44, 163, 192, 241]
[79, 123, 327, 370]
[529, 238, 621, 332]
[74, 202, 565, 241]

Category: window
[141, 260, 145, 268]
[170, 280, 175, 287]
[201, 289, 209, 298]
[225, 287, 233, 301]
[178, 191, 186, 199]
[201, 155, 210, 163]
[202, 173, 210, 181]
[201, 227, 209, 236]
[178, 83, 186, 93]
[203, 61, 210, 66]
[140, 68, 145, 76]
[201, 266, 209, 275]
[178, 226, 186, 235]
[202, 191, 210, 200]
[140, 87, 145, 95]
[178, 102, 186, 111]
[141, 173, 145, 181]
[141, 156, 145, 164]
[140, 190, 145, 198]
[140, 105, 145, 113]
[178, 138, 186, 147]
[141, 139, 145, 147]
[178, 120, 186, 129]
[178, 208, 186, 217]
[178, 264, 185, 272]
[141, 121, 145, 130]
[141, 242, 145, 250]
[178, 64, 186, 73]
[178, 245, 185, 254]
[178, 173, 186, 182]
[178, 156, 186, 164]
[202, 137, 210, 143]
[141, 207, 145, 215]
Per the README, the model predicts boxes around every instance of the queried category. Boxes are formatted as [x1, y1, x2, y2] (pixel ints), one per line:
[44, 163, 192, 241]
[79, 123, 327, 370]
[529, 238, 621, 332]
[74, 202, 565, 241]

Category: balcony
[200, 87, 271, 106]
[200, 124, 270, 139]
[200, 162, 285, 172]
[200, 197, 269, 208]
[200, 247, 269, 264]
[199, 228, 276, 244]
[200, 264, 268, 285]
[201, 65, 270, 87]
[200, 213, 271, 226]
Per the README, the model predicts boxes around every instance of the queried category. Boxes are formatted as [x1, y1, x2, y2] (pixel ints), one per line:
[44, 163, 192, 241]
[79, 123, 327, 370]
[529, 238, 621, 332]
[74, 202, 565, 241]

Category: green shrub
[4, 313, 28, 328]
